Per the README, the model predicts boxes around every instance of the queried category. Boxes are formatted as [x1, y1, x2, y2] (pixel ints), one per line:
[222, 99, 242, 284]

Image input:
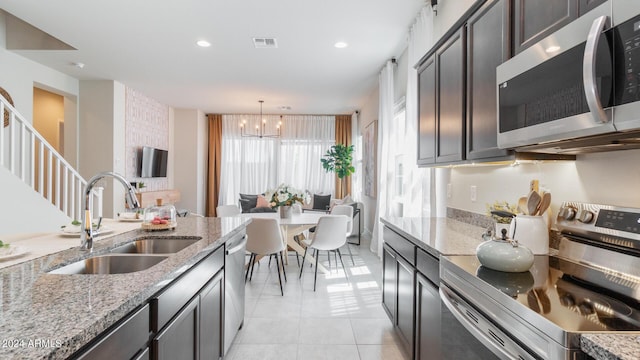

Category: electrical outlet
[470, 185, 477, 202]
[447, 183, 452, 198]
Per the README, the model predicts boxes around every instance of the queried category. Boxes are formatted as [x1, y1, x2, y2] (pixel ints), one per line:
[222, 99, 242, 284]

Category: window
[219, 115, 335, 206]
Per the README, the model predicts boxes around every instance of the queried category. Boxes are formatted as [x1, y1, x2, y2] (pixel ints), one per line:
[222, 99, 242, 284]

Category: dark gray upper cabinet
[417, 56, 437, 166]
[513, 0, 577, 55]
[513, 0, 606, 55]
[578, 0, 606, 14]
[466, 0, 511, 160]
[435, 29, 466, 163]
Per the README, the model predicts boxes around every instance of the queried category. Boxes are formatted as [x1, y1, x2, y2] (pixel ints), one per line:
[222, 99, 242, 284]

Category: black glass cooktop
[445, 255, 640, 332]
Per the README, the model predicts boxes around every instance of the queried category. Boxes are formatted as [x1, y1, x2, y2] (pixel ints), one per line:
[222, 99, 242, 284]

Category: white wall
[78, 80, 127, 218]
[173, 109, 208, 215]
[0, 166, 69, 235]
[448, 150, 640, 218]
[0, 15, 79, 124]
[358, 86, 379, 235]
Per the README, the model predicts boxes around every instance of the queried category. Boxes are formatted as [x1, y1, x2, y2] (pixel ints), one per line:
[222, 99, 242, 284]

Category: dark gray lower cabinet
[382, 241, 416, 359]
[152, 246, 226, 360]
[152, 270, 224, 360]
[73, 304, 150, 360]
[133, 348, 150, 360]
[382, 244, 397, 320]
[153, 297, 199, 360]
[416, 273, 441, 360]
[396, 256, 416, 356]
[199, 272, 224, 360]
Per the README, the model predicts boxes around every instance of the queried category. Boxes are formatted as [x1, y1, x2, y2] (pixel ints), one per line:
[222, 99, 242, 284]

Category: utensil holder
[509, 215, 549, 254]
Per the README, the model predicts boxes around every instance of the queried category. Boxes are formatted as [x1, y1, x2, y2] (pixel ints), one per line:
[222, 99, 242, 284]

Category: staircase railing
[1, 95, 87, 220]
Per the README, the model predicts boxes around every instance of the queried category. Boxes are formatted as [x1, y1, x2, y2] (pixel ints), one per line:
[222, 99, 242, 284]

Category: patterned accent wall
[125, 87, 169, 191]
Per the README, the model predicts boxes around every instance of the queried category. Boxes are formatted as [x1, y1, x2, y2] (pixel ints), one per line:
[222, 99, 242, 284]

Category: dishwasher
[223, 232, 247, 355]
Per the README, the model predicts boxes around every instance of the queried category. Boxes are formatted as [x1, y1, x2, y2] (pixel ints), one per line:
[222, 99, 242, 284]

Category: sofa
[238, 193, 276, 213]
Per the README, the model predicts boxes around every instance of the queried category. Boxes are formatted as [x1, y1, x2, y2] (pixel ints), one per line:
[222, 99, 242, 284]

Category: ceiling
[0, 0, 425, 115]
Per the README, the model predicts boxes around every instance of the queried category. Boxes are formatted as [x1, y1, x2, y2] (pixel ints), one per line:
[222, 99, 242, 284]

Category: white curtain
[278, 115, 335, 195]
[370, 60, 396, 257]
[351, 111, 362, 203]
[218, 114, 335, 206]
[404, 6, 435, 217]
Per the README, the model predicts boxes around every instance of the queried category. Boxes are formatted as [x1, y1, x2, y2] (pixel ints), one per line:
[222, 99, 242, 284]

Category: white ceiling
[0, 0, 425, 115]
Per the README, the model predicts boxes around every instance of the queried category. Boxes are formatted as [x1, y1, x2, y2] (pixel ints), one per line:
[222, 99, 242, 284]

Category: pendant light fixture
[240, 100, 282, 138]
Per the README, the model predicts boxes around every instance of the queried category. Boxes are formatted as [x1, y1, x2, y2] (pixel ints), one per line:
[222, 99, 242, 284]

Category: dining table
[239, 212, 332, 274]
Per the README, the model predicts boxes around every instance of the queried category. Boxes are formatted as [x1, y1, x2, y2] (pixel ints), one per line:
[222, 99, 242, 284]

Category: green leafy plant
[486, 201, 517, 224]
[321, 144, 355, 197]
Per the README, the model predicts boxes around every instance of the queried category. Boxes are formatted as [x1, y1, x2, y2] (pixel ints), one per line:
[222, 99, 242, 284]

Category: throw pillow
[239, 194, 258, 213]
[256, 195, 270, 208]
[312, 194, 331, 211]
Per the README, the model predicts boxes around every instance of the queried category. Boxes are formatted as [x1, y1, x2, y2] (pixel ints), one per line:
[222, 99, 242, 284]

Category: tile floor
[224, 236, 411, 360]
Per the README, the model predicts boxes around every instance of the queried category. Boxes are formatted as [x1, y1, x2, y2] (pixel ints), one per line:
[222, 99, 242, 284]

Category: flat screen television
[138, 146, 168, 178]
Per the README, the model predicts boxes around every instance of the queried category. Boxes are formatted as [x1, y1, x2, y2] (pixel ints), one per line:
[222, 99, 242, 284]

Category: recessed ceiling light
[196, 40, 211, 48]
[545, 45, 561, 53]
[334, 41, 348, 49]
[71, 62, 84, 69]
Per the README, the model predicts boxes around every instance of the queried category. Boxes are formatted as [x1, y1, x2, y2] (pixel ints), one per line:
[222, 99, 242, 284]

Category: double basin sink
[49, 237, 201, 275]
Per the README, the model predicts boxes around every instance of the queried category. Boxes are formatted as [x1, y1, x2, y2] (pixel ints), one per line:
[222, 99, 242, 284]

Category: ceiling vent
[253, 37, 278, 49]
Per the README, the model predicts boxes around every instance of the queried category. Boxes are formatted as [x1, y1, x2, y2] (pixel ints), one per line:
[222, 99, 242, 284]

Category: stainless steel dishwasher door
[224, 233, 247, 355]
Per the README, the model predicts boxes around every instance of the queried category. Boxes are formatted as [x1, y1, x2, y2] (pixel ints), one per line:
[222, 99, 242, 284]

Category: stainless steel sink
[111, 237, 201, 255]
[49, 254, 168, 275]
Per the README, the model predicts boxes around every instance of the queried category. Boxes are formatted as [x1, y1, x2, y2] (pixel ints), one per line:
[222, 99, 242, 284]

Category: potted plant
[321, 144, 355, 198]
[486, 200, 517, 234]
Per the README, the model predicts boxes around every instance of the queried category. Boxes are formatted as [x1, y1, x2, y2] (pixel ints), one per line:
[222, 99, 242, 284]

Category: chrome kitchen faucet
[81, 171, 140, 251]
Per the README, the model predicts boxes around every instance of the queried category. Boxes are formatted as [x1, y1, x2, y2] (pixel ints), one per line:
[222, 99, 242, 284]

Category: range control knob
[559, 206, 577, 221]
[578, 210, 595, 224]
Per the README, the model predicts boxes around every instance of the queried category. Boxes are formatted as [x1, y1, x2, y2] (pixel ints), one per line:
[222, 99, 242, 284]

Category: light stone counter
[0, 216, 250, 359]
[380, 216, 486, 257]
[581, 334, 640, 360]
[0, 219, 141, 269]
[381, 216, 640, 360]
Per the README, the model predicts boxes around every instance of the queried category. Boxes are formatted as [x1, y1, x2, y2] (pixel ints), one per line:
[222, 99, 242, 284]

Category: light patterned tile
[297, 344, 360, 360]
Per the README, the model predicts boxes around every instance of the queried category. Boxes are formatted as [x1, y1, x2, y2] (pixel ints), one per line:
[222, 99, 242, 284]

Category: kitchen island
[0, 216, 249, 359]
[381, 216, 640, 360]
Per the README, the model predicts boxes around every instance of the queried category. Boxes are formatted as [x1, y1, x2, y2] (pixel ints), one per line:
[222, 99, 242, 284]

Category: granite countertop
[0, 216, 250, 360]
[381, 216, 640, 360]
[380, 216, 487, 257]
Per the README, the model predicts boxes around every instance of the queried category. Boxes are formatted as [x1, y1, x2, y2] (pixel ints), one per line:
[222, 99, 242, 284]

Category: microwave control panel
[617, 14, 640, 104]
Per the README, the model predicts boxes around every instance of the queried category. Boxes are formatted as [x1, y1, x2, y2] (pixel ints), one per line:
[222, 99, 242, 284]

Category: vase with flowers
[266, 184, 310, 219]
[486, 200, 517, 234]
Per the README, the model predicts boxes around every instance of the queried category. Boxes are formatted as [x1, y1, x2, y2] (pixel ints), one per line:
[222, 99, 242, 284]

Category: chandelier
[240, 100, 282, 138]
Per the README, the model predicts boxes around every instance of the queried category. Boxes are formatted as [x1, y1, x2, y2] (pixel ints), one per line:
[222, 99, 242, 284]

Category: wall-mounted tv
[138, 146, 168, 178]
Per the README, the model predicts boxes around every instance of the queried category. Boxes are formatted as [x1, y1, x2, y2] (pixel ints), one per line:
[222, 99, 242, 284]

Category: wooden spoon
[517, 196, 528, 215]
[537, 192, 551, 216]
[526, 190, 541, 216]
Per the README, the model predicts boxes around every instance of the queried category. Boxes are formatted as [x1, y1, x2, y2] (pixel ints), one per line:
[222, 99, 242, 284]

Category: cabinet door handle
[583, 15, 610, 124]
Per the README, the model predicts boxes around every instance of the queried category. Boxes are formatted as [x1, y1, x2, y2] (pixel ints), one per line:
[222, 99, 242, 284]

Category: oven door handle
[440, 286, 520, 360]
[583, 15, 610, 124]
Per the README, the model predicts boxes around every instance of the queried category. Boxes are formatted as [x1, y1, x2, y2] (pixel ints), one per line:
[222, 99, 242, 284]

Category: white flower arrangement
[265, 184, 310, 208]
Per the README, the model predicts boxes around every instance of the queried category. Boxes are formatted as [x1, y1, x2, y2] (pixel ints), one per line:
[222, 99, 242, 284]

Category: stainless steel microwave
[497, 1, 640, 154]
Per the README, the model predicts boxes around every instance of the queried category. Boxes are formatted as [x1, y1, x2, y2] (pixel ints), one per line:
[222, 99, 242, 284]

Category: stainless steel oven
[441, 202, 640, 360]
[496, 1, 640, 153]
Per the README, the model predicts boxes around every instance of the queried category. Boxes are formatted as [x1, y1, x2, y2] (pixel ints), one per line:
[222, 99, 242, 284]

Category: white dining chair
[330, 204, 355, 265]
[298, 215, 348, 291]
[216, 204, 241, 217]
[245, 218, 287, 296]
